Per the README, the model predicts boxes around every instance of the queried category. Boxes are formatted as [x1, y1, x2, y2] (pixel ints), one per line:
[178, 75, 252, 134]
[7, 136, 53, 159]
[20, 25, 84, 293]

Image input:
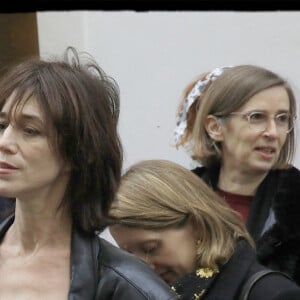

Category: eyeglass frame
[219, 110, 297, 134]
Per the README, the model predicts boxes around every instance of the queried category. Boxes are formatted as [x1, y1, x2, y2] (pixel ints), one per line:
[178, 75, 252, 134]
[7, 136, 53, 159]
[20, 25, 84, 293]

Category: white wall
[37, 12, 86, 56]
[37, 11, 300, 245]
[37, 11, 300, 171]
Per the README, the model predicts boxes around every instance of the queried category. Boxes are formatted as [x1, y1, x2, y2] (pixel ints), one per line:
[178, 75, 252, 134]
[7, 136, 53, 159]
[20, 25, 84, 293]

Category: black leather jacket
[0, 215, 177, 300]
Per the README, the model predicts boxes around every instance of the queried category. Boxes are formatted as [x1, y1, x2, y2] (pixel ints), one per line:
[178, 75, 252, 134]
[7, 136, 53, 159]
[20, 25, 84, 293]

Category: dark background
[1, 1, 300, 13]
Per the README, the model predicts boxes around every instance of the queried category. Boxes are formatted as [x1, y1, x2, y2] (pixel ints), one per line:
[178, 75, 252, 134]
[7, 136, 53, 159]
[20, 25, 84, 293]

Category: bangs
[3, 89, 34, 119]
[0, 89, 54, 145]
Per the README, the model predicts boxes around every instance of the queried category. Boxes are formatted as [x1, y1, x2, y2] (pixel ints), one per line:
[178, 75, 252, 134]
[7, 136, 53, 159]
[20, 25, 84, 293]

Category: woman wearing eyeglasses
[174, 65, 300, 285]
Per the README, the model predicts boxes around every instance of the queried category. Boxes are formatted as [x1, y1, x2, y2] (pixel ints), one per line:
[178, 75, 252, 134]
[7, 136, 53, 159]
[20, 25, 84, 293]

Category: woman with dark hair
[0, 47, 176, 300]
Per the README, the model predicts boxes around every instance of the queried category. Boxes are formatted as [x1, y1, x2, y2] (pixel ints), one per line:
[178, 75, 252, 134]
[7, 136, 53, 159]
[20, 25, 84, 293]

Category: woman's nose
[263, 118, 279, 137]
[0, 126, 18, 154]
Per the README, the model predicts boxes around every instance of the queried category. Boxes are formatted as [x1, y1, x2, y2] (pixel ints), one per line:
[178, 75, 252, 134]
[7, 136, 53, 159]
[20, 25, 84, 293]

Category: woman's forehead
[2, 93, 43, 119]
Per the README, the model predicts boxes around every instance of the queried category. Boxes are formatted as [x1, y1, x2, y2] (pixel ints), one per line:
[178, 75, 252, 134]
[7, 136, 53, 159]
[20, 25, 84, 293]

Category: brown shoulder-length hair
[109, 159, 254, 270]
[0, 47, 123, 234]
[176, 65, 297, 168]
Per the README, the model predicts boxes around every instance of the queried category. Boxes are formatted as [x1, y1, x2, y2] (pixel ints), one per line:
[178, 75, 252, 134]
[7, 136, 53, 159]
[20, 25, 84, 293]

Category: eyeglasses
[225, 111, 296, 133]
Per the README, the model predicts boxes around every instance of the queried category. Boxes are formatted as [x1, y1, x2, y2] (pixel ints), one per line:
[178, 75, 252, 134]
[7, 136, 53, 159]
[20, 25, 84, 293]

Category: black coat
[0, 215, 177, 300]
[171, 240, 300, 299]
[0, 197, 14, 222]
[193, 165, 300, 285]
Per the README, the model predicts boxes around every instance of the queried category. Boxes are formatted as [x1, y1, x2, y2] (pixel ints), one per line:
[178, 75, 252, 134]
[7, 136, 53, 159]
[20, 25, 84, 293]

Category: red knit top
[217, 188, 253, 224]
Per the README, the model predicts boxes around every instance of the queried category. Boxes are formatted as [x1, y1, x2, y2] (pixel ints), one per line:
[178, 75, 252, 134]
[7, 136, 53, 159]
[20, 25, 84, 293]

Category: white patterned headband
[174, 66, 233, 145]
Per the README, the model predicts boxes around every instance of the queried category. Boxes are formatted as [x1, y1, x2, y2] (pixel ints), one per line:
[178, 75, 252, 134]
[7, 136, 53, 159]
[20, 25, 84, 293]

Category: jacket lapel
[0, 215, 99, 300]
[68, 228, 99, 300]
[206, 240, 256, 299]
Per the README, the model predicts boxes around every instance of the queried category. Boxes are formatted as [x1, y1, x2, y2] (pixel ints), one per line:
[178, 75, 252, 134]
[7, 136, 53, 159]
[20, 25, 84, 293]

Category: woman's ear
[188, 215, 201, 240]
[205, 115, 224, 142]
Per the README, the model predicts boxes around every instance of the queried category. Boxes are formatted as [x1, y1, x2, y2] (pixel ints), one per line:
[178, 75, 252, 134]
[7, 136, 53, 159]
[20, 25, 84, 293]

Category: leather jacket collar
[0, 214, 100, 300]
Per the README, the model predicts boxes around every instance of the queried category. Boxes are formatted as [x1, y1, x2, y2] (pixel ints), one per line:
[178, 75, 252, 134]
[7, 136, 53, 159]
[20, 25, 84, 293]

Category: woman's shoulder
[270, 165, 300, 233]
[191, 166, 206, 177]
[247, 270, 300, 300]
[270, 165, 300, 180]
[96, 237, 176, 300]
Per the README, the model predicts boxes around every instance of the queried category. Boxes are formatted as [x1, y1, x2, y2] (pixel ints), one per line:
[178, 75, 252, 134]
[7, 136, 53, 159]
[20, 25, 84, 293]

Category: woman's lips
[0, 161, 18, 169]
[0, 161, 18, 173]
[255, 147, 276, 160]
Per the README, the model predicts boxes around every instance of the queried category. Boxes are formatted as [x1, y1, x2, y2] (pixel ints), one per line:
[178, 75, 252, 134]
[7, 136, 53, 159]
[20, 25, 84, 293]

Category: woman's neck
[2, 199, 72, 254]
[218, 166, 268, 196]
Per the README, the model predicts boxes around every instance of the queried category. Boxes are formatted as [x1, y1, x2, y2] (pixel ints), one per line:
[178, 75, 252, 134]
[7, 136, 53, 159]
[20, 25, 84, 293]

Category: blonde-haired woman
[174, 65, 300, 285]
[109, 159, 300, 300]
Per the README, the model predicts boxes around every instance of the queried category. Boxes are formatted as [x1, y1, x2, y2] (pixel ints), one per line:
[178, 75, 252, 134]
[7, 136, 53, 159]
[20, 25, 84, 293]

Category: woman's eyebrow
[19, 114, 43, 122]
[0, 111, 43, 123]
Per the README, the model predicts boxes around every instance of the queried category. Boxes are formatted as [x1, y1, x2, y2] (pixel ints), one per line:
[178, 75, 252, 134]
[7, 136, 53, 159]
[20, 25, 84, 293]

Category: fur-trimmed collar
[193, 165, 300, 284]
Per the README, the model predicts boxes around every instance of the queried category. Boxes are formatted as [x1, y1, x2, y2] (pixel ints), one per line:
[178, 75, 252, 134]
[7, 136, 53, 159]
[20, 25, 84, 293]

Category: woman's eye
[276, 114, 290, 123]
[249, 112, 266, 122]
[0, 122, 7, 130]
[23, 127, 40, 136]
[143, 244, 158, 255]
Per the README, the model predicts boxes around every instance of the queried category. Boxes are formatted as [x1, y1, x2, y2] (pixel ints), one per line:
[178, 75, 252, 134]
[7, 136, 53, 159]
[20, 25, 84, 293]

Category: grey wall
[37, 11, 300, 245]
[37, 11, 300, 171]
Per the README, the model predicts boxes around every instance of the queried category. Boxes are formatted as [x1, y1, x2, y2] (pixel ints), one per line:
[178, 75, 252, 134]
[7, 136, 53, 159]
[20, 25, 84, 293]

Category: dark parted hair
[0, 47, 123, 234]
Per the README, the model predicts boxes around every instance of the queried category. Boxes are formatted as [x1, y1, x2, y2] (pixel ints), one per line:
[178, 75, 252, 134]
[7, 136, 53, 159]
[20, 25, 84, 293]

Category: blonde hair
[176, 65, 297, 167]
[109, 159, 254, 270]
